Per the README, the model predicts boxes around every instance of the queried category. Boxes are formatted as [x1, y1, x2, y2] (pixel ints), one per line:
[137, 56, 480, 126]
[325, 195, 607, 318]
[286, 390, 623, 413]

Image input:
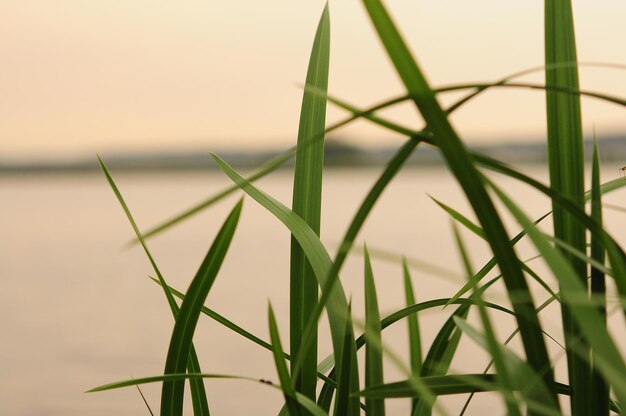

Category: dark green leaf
[160, 200, 242, 416]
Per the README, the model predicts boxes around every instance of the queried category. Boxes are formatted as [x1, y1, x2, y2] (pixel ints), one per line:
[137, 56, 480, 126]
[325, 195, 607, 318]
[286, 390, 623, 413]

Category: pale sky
[1, 1, 625, 161]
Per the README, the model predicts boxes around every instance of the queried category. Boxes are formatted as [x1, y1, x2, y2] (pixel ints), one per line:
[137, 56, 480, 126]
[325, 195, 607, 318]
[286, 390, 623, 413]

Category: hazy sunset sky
[2, 1, 625, 161]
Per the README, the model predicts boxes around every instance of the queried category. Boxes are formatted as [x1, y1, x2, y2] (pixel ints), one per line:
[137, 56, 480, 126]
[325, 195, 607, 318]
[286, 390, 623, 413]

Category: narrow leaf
[98, 157, 211, 416]
[364, 247, 385, 416]
[361, 3, 558, 407]
[269, 304, 302, 416]
[290, 2, 331, 402]
[160, 200, 242, 416]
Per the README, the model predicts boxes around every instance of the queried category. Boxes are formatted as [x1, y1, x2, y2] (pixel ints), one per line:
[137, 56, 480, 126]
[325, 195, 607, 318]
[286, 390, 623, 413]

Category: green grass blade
[336, 302, 359, 416]
[452, 225, 521, 415]
[364, 247, 385, 416]
[359, 374, 571, 401]
[269, 304, 303, 416]
[98, 157, 211, 416]
[452, 317, 562, 416]
[132, 73, 626, 246]
[412, 303, 469, 416]
[300, 137, 419, 359]
[151, 277, 274, 353]
[154, 277, 338, 389]
[402, 260, 421, 411]
[474, 154, 626, 315]
[590, 139, 609, 416]
[431, 198, 558, 302]
[134, 150, 292, 244]
[160, 200, 242, 416]
[430, 197, 486, 240]
[297, 138, 419, 408]
[545, 3, 588, 413]
[489, 180, 626, 407]
[290, 3, 331, 402]
[210, 153, 356, 412]
[89, 373, 328, 416]
[458, 290, 566, 416]
[316, 294, 515, 412]
[545, 235, 613, 276]
[361, 2, 558, 409]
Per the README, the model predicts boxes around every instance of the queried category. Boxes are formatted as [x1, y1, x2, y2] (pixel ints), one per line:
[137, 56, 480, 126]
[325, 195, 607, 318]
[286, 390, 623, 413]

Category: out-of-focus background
[1, 1, 626, 415]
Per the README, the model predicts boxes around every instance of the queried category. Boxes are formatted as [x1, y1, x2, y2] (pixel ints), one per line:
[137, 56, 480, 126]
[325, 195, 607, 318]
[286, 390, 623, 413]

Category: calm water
[2, 166, 625, 415]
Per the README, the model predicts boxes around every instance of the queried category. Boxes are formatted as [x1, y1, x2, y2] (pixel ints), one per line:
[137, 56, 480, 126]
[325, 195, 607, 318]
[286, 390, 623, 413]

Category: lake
[2, 165, 625, 415]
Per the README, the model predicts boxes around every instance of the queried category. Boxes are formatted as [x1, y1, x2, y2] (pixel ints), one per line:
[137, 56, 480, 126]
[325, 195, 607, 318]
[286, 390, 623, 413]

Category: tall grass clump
[91, 1, 626, 415]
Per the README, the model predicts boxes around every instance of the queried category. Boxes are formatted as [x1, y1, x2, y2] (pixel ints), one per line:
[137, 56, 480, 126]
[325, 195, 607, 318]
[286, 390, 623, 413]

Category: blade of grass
[296, 138, 420, 409]
[336, 301, 359, 416]
[316, 291, 523, 413]
[364, 247, 385, 416]
[590, 139, 609, 416]
[458, 291, 564, 416]
[269, 304, 302, 416]
[150, 277, 338, 389]
[545, 3, 588, 413]
[89, 373, 328, 416]
[98, 157, 211, 416]
[290, 3, 331, 402]
[361, 2, 558, 410]
[135, 383, 155, 416]
[210, 153, 357, 414]
[453, 224, 521, 415]
[160, 200, 242, 416]
[402, 260, 421, 412]
[452, 317, 562, 416]
[412, 304, 469, 416]
[474, 154, 626, 317]
[489, 179, 626, 407]
[133, 69, 626, 246]
[430, 197, 559, 301]
[359, 374, 570, 400]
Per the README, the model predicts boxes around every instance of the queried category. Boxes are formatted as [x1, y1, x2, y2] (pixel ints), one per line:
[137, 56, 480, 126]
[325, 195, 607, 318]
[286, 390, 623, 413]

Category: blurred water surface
[2, 165, 625, 415]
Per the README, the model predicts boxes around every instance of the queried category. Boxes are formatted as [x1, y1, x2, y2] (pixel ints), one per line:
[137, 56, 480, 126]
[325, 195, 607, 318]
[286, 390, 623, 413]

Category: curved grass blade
[161, 200, 242, 416]
[319, 296, 511, 416]
[269, 304, 302, 416]
[452, 224, 521, 416]
[290, 3, 330, 402]
[297, 137, 420, 370]
[489, 180, 626, 407]
[430, 197, 558, 303]
[364, 247, 385, 416]
[210, 153, 358, 414]
[361, 2, 558, 409]
[474, 154, 626, 315]
[359, 374, 570, 400]
[98, 157, 211, 416]
[402, 260, 421, 411]
[133, 70, 626, 246]
[89, 373, 328, 416]
[318, 81, 626, 144]
[458, 290, 564, 416]
[132, 150, 292, 245]
[412, 304, 469, 416]
[454, 317, 562, 416]
[546, 235, 613, 277]
[590, 139, 609, 416]
[293, 138, 420, 410]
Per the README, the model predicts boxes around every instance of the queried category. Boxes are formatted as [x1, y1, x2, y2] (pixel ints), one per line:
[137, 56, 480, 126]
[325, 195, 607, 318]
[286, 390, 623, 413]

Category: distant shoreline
[2, 135, 625, 175]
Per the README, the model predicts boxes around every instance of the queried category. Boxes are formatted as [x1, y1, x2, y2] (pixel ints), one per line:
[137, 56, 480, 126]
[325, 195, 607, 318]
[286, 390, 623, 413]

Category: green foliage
[92, 2, 626, 415]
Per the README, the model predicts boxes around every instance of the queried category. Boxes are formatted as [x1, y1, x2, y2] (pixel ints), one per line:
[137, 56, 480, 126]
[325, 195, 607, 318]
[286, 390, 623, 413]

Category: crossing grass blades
[92, 1, 626, 415]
